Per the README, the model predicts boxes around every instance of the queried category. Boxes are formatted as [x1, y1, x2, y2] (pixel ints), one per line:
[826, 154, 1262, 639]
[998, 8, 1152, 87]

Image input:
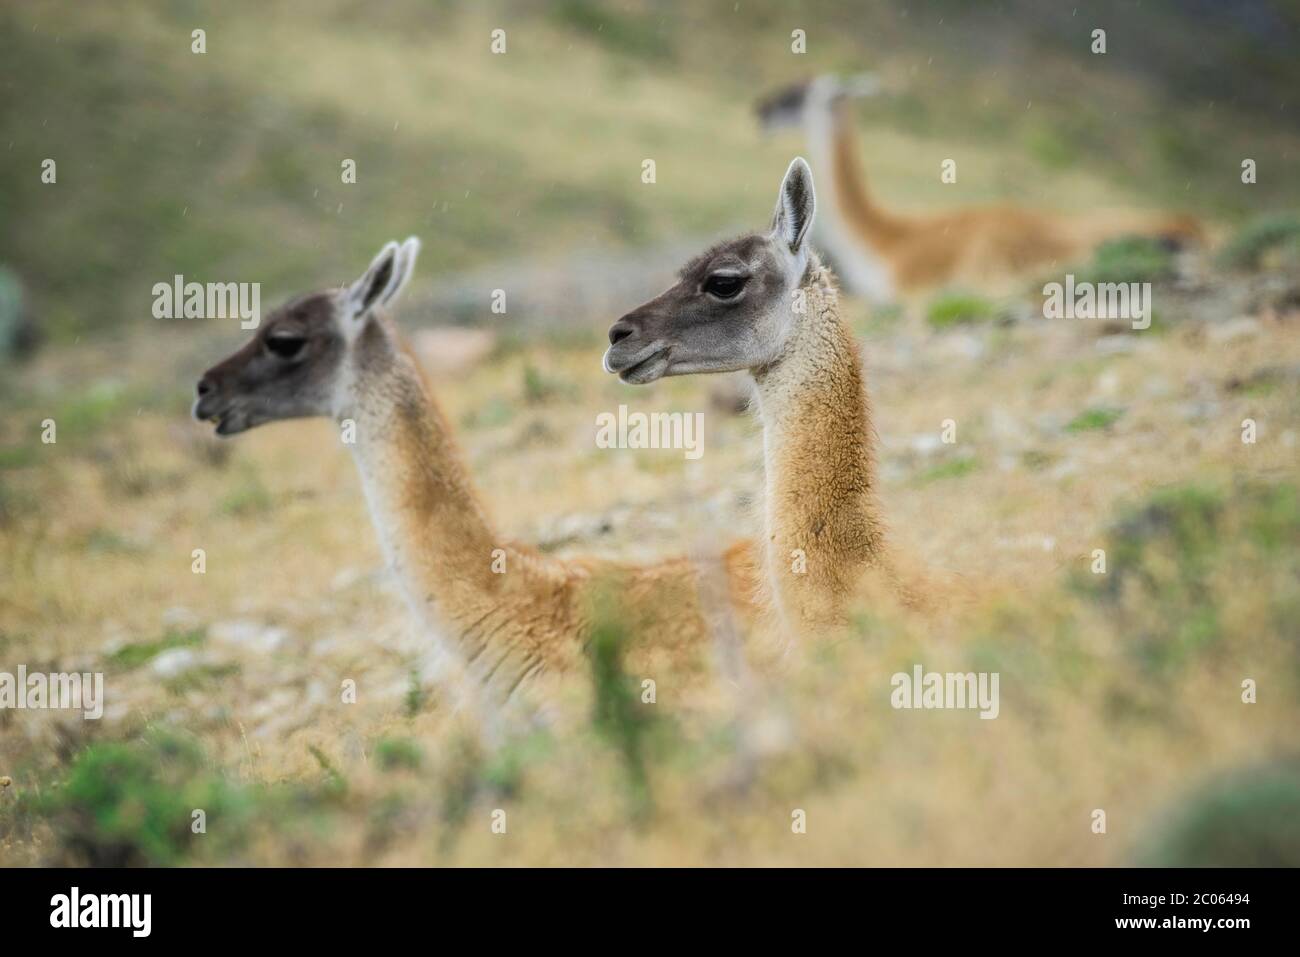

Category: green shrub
[36, 731, 248, 866]
[1084, 482, 1299, 675]
[1217, 214, 1300, 270]
[550, 0, 674, 60]
[1135, 760, 1300, 866]
[1076, 236, 1176, 286]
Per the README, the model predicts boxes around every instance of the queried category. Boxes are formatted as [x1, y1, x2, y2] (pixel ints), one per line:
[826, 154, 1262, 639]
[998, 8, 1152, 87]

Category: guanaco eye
[265, 335, 306, 359]
[704, 274, 747, 299]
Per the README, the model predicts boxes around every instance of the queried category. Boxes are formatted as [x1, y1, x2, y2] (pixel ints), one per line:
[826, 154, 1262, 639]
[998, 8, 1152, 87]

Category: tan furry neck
[750, 267, 885, 625]
[829, 102, 911, 248]
[338, 320, 763, 702]
[342, 320, 584, 696]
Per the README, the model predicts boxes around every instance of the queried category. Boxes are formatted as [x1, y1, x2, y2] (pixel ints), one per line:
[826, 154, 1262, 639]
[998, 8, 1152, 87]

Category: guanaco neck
[338, 317, 560, 669]
[802, 99, 904, 301]
[750, 264, 886, 627]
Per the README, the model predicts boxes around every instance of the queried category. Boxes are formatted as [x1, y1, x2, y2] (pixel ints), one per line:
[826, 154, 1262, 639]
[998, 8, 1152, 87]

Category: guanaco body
[756, 76, 1204, 301]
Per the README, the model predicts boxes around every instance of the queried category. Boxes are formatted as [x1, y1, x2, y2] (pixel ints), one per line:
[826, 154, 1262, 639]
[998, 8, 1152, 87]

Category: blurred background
[1, 1, 1298, 867]
[2, 0, 1299, 342]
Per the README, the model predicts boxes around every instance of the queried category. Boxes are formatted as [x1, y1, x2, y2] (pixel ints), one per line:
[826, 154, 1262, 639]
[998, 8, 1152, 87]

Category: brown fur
[196, 240, 767, 713]
[604, 159, 946, 627]
[350, 317, 765, 700]
[829, 100, 1204, 291]
[750, 265, 894, 624]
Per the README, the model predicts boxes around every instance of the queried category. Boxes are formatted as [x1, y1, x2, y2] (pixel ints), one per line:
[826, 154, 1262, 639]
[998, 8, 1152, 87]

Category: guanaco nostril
[196, 377, 213, 398]
[608, 322, 635, 346]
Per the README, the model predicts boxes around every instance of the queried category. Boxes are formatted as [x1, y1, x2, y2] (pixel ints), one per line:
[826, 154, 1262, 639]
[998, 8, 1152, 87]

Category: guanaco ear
[772, 157, 816, 254]
[345, 241, 401, 324]
[381, 236, 421, 307]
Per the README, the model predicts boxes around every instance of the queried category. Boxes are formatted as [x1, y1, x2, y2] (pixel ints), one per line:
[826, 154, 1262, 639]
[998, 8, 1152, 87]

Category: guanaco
[194, 239, 760, 706]
[756, 75, 1204, 301]
[605, 159, 908, 628]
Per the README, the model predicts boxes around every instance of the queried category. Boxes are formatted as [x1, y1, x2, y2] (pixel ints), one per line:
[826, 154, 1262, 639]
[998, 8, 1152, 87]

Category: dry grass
[2, 0, 1298, 867]
[2, 266, 1298, 865]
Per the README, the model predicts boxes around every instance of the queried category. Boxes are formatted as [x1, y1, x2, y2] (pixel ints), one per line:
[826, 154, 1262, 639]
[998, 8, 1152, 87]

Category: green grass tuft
[403, 669, 427, 718]
[588, 584, 655, 817]
[914, 457, 979, 485]
[219, 467, 273, 516]
[925, 292, 998, 330]
[105, 626, 205, 670]
[165, 662, 240, 696]
[374, 737, 423, 772]
[0, 443, 38, 470]
[1065, 406, 1124, 433]
[308, 745, 348, 798]
[52, 382, 148, 440]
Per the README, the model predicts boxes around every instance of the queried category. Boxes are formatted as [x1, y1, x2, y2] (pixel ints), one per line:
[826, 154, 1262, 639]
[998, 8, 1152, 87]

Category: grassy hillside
[3, 232, 1299, 864]
[2, 0, 1297, 338]
[1, 1, 1298, 866]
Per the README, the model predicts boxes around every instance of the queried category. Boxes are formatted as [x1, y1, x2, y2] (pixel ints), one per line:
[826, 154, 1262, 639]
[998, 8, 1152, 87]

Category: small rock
[908, 433, 945, 457]
[1143, 377, 1173, 398]
[1095, 335, 1137, 355]
[1092, 369, 1121, 400]
[987, 408, 1025, 446]
[151, 648, 201, 679]
[937, 332, 986, 361]
[1034, 412, 1070, 436]
[1177, 400, 1220, 423]
[211, 619, 287, 653]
